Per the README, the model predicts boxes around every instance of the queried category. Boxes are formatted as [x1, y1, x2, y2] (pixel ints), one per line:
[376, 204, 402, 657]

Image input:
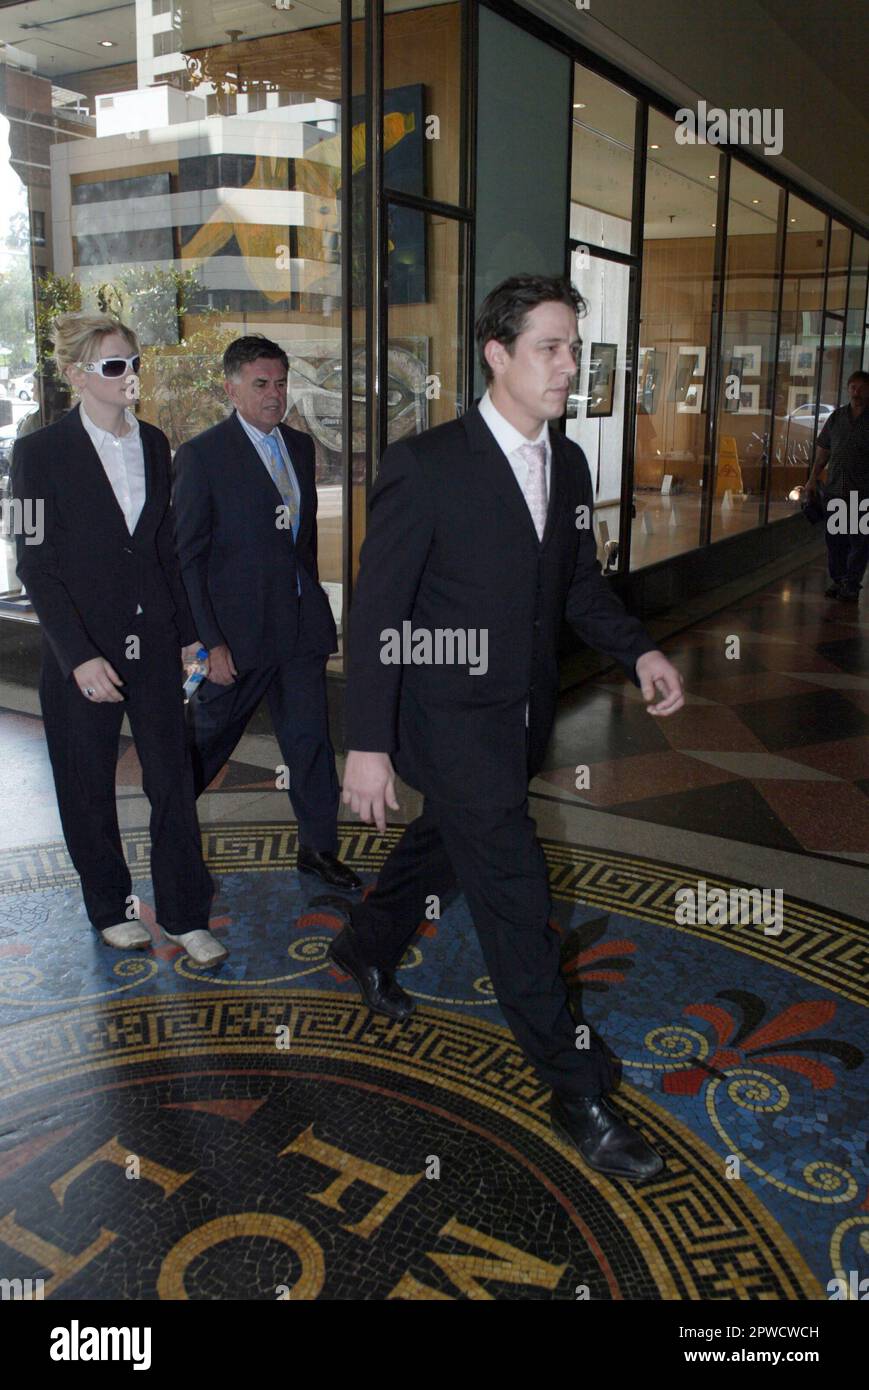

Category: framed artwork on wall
[587, 342, 617, 418]
[790, 344, 817, 378]
[670, 345, 706, 403]
[737, 384, 760, 414]
[733, 344, 762, 376]
[637, 347, 662, 415]
[787, 386, 814, 415]
[677, 382, 704, 414]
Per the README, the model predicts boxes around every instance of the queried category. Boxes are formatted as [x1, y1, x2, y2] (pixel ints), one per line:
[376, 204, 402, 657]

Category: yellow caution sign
[716, 436, 744, 496]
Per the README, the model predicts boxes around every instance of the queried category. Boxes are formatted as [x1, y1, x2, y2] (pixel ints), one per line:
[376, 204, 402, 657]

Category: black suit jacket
[346, 405, 657, 806]
[12, 405, 196, 680]
[172, 413, 337, 670]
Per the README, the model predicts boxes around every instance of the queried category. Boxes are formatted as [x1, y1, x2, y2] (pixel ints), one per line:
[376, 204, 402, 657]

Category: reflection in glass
[843, 235, 868, 392]
[710, 163, 783, 542]
[384, 1, 462, 209]
[568, 254, 631, 570]
[570, 66, 636, 254]
[817, 221, 851, 413]
[0, 0, 348, 651]
[769, 195, 828, 512]
[631, 110, 718, 568]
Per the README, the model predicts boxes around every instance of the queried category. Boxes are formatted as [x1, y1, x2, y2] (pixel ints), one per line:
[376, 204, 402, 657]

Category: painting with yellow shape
[180, 107, 419, 305]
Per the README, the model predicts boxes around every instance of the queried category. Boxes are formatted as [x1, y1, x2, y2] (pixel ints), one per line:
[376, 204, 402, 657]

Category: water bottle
[182, 646, 209, 703]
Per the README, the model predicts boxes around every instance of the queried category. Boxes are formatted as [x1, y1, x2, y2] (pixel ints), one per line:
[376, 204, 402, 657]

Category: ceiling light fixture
[99, 40, 115, 47]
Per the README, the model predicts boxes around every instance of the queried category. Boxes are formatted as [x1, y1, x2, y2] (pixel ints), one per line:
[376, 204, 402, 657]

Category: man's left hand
[636, 650, 684, 717]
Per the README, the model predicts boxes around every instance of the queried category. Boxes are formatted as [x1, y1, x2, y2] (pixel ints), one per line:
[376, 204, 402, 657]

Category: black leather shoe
[549, 1092, 664, 1183]
[298, 848, 362, 890]
[328, 925, 415, 1021]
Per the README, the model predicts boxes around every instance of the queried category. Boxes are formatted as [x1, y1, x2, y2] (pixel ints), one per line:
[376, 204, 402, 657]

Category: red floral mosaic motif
[663, 990, 863, 1095]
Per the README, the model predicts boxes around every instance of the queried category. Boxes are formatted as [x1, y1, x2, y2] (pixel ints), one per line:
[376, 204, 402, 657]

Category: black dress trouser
[189, 640, 340, 853]
[39, 618, 213, 934]
[350, 798, 615, 1100]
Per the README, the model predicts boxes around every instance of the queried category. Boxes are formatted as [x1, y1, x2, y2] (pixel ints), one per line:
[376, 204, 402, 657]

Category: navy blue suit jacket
[172, 412, 337, 670]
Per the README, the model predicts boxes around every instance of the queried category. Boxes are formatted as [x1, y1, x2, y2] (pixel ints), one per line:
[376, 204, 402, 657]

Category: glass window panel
[843, 234, 868, 392]
[631, 110, 719, 568]
[816, 221, 851, 417]
[769, 195, 828, 517]
[384, 207, 464, 438]
[568, 253, 631, 569]
[570, 66, 636, 254]
[710, 163, 784, 543]
[0, 0, 348, 664]
[384, 1, 462, 209]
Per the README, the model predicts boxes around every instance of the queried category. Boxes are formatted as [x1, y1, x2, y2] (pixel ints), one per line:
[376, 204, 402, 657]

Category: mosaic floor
[0, 552, 866, 1302]
[0, 822, 864, 1301]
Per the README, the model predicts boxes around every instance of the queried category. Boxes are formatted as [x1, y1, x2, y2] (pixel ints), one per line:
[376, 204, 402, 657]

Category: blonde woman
[11, 312, 226, 965]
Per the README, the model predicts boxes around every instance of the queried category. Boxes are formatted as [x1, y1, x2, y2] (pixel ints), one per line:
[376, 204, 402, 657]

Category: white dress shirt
[235, 410, 301, 516]
[478, 391, 551, 728]
[478, 389, 551, 515]
[80, 401, 146, 535]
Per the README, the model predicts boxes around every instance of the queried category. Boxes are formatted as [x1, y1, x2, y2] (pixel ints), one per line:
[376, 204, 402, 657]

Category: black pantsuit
[40, 617, 212, 933]
[12, 405, 213, 936]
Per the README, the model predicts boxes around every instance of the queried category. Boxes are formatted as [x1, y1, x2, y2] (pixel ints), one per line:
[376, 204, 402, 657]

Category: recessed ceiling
[0, 0, 339, 78]
[757, 0, 869, 127]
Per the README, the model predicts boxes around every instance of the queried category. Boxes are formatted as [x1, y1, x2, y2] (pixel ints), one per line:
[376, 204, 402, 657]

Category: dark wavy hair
[475, 275, 587, 384]
[223, 334, 288, 379]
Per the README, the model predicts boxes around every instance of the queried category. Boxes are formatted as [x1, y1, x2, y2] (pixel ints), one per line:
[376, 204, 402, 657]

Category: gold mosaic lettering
[426, 1217, 567, 1298]
[157, 1214, 325, 1300]
[50, 1137, 194, 1207]
[281, 1125, 423, 1239]
[0, 1211, 117, 1297]
[387, 1270, 453, 1299]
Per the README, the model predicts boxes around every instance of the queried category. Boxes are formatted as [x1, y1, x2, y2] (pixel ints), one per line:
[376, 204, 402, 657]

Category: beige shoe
[101, 922, 152, 950]
[164, 929, 228, 966]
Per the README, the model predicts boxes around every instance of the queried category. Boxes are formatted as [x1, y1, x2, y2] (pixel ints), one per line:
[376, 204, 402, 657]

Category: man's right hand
[342, 751, 399, 832]
[208, 644, 238, 685]
[73, 656, 125, 703]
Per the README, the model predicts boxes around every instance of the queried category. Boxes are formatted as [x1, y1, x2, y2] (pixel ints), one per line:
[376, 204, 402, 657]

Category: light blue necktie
[262, 432, 300, 540]
[262, 431, 302, 594]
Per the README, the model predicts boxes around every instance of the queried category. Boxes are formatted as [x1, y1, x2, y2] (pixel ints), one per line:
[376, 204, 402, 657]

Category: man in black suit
[337, 275, 684, 1183]
[173, 336, 360, 890]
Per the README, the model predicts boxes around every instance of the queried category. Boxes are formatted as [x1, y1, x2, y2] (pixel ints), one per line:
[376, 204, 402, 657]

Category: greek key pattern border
[0, 824, 864, 1005]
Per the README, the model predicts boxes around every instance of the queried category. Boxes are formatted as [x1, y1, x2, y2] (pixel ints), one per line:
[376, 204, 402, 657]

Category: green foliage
[0, 250, 38, 372]
[32, 266, 235, 443]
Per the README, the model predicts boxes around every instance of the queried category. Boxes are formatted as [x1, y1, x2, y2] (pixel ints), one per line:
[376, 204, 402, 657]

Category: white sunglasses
[78, 354, 141, 378]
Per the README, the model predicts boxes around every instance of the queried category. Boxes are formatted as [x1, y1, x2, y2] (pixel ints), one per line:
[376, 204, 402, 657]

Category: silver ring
[85, 687, 95, 697]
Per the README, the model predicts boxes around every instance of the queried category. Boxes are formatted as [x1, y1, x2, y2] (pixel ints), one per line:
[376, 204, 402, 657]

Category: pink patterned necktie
[517, 441, 548, 540]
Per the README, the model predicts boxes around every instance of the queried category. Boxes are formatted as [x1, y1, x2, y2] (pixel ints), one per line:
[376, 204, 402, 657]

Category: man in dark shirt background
[807, 370, 869, 601]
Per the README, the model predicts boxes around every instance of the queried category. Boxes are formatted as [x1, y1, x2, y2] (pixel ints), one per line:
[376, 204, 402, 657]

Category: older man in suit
[338, 275, 684, 1183]
[173, 335, 360, 890]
